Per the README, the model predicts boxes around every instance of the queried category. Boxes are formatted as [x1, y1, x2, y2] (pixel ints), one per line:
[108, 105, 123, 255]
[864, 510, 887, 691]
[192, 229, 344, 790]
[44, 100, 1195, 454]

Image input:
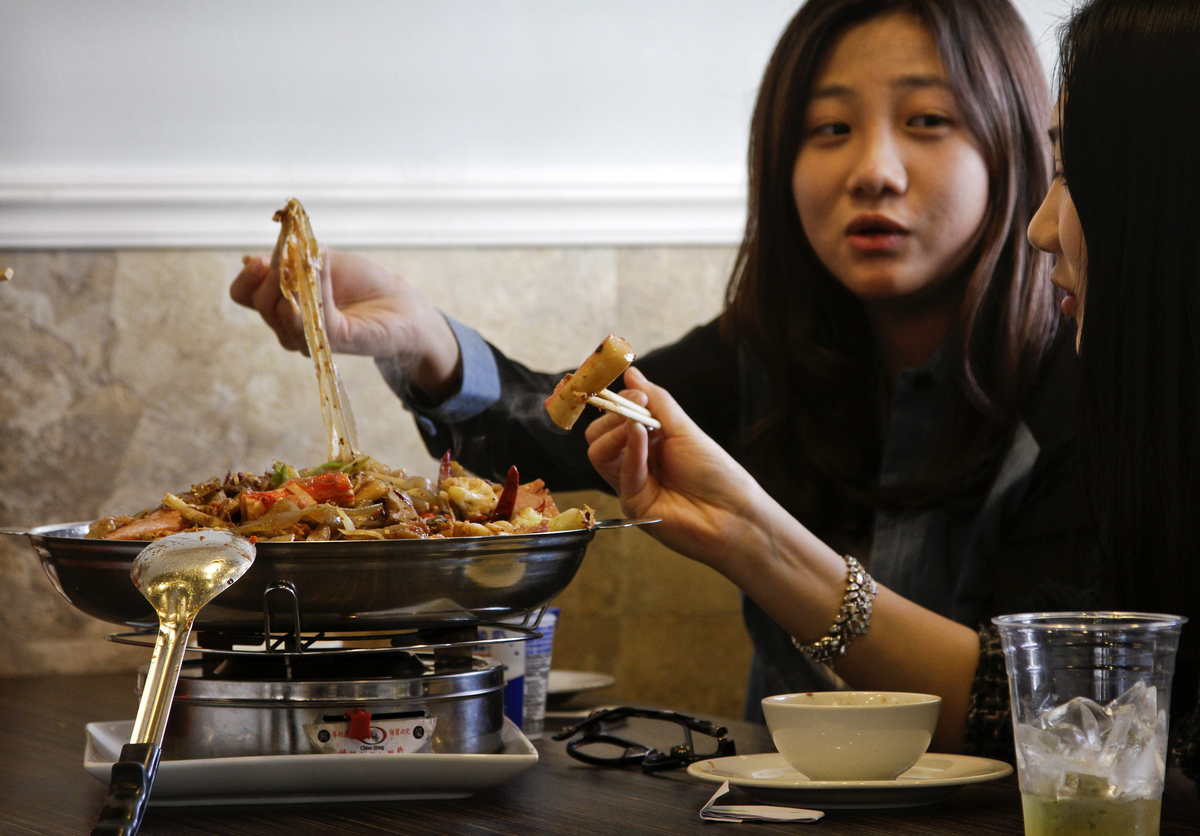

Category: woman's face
[1027, 93, 1086, 343]
[792, 11, 989, 312]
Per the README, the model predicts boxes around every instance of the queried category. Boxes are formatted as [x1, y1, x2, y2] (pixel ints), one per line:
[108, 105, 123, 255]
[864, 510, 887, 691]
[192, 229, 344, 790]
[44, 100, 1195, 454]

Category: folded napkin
[699, 781, 824, 823]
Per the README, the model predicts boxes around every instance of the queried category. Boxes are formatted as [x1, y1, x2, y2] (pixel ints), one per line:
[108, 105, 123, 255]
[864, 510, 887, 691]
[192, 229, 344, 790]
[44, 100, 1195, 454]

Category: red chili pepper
[490, 465, 520, 521]
[437, 450, 452, 488]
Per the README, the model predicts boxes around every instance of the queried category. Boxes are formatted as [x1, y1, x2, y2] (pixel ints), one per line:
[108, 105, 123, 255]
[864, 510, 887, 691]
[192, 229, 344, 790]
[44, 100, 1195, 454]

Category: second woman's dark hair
[721, 0, 1055, 545]
[1059, 0, 1200, 622]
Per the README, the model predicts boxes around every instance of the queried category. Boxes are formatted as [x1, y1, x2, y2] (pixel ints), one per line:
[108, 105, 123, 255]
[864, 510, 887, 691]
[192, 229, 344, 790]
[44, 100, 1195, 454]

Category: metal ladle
[91, 530, 255, 836]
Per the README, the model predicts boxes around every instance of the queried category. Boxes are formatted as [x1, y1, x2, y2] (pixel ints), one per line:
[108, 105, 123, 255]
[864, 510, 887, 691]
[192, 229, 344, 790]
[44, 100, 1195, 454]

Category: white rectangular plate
[84, 718, 538, 807]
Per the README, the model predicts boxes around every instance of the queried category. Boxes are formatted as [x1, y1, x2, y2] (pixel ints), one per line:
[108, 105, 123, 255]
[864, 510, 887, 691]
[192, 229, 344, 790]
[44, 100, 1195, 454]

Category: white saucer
[547, 670, 616, 705]
[84, 718, 538, 807]
[687, 752, 1012, 810]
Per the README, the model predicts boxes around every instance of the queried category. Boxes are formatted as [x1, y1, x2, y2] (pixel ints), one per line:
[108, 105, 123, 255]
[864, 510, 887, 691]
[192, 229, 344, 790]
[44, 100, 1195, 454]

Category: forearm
[717, 499, 980, 752]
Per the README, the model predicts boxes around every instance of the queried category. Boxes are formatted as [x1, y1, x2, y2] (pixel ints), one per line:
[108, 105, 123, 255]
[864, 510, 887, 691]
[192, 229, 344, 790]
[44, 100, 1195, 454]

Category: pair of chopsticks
[588, 390, 661, 430]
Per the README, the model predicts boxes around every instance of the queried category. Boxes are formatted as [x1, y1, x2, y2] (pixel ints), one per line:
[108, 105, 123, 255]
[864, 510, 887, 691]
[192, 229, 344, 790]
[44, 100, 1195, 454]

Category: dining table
[3, 671, 1198, 836]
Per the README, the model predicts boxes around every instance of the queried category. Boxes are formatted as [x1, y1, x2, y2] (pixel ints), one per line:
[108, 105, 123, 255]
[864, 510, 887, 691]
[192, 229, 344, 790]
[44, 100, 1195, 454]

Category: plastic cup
[993, 612, 1187, 836]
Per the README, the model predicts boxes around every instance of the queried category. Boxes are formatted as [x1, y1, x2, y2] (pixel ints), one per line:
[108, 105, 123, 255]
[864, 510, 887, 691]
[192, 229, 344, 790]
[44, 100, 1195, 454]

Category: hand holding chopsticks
[588, 389, 661, 430]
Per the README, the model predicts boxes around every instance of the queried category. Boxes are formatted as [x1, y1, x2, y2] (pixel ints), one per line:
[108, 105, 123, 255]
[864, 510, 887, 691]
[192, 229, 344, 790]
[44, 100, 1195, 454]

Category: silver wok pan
[5, 520, 654, 633]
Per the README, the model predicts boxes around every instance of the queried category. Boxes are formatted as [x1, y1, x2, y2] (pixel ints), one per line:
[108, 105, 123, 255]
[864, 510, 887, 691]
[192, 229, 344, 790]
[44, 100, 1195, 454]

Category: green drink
[1021, 794, 1162, 836]
[994, 614, 1186, 836]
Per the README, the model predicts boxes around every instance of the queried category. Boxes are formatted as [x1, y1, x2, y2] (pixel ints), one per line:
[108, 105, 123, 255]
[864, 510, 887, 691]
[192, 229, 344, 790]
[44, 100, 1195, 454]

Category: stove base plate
[84, 718, 537, 806]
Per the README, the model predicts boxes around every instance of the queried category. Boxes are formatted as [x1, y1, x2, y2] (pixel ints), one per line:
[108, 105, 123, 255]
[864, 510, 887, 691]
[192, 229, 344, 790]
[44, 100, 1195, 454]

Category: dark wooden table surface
[2, 672, 1198, 836]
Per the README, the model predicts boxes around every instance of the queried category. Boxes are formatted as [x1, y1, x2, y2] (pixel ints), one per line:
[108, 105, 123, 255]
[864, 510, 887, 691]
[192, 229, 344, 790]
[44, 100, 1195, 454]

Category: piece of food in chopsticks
[87, 454, 595, 542]
[0, 267, 13, 282]
[545, 335, 660, 430]
[272, 198, 359, 463]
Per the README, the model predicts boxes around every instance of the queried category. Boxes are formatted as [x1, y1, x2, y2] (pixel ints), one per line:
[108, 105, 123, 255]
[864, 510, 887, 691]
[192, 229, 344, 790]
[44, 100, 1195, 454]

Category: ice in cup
[994, 612, 1187, 836]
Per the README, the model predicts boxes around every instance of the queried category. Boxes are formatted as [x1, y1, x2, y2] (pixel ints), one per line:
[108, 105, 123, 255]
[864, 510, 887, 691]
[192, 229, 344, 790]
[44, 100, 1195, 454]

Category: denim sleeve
[373, 315, 501, 434]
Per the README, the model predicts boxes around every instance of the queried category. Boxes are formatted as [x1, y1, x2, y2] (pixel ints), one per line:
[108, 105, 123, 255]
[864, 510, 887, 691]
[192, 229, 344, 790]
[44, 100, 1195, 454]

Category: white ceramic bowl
[761, 691, 942, 781]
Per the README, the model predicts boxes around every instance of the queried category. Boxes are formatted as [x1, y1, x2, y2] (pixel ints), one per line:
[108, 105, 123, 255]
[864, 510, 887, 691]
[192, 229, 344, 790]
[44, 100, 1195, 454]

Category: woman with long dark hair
[1025, 0, 1200, 772]
[587, 0, 1200, 771]
[232, 0, 1092, 748]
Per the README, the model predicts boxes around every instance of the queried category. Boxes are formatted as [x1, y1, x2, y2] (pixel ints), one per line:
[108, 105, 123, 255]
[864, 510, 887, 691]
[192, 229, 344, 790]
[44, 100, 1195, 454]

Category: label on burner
[303, 716, 438, 755]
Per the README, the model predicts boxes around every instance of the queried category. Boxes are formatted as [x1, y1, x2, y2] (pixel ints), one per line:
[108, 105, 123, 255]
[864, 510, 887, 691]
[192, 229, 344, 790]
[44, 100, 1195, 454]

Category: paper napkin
[699, 781, 824, 823]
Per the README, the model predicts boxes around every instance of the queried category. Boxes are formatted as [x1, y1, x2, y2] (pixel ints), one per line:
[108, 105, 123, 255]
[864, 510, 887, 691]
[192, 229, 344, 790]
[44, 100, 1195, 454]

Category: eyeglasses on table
[552, 706, 736, 772]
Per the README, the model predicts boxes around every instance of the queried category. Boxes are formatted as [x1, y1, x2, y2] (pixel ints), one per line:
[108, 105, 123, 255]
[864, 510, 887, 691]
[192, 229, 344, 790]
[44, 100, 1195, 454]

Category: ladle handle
[89, 742, 161, 836]
[130, 618, 192, 745]
[92, 618, 190, 836]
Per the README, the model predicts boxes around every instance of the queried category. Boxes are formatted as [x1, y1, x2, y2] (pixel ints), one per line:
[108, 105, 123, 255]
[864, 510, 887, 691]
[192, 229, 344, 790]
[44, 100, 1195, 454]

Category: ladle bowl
[129, 530, 257, 745]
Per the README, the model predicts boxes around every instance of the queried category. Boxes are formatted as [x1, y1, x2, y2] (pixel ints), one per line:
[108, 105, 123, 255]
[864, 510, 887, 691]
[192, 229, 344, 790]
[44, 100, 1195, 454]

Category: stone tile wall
[0, 246, 752, 718]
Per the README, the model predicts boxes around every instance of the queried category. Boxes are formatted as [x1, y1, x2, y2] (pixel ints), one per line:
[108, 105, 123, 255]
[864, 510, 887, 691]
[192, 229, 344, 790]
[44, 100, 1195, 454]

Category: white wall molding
[0, 172, 747, 249]
[0, 1, 1066, 250]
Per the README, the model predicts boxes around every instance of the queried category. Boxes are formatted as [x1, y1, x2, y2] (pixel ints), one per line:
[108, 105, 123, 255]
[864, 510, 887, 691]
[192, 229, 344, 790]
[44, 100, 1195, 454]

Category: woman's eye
[811, 122, 850, 138]
[909, 114, 951, 129]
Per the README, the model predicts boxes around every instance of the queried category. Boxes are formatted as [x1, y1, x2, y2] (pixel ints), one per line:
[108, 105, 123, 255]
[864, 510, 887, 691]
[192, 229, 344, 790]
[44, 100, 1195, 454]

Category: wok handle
[0, 527, 30, 536]
[89, 742, 161, 836]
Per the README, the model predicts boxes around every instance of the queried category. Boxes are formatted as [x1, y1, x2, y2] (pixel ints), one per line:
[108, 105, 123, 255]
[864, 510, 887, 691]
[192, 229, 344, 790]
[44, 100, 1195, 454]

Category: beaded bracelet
[792, 555, 878, 666]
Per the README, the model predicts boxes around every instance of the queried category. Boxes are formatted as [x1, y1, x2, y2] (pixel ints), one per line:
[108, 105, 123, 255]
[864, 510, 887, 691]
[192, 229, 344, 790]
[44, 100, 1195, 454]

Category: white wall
[0, 0, 1074, 248]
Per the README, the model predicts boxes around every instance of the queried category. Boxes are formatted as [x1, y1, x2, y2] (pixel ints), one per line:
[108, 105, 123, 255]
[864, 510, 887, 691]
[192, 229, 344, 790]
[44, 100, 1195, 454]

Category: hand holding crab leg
[584, 366, 980, 753]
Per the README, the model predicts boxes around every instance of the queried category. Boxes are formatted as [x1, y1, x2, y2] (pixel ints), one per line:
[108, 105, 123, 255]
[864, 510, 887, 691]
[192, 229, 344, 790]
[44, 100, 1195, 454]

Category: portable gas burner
[107, 582, 548, 760]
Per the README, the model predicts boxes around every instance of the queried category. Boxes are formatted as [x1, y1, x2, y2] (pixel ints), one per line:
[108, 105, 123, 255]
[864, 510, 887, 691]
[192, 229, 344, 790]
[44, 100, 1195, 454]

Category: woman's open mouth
[845, 214, 909, 253]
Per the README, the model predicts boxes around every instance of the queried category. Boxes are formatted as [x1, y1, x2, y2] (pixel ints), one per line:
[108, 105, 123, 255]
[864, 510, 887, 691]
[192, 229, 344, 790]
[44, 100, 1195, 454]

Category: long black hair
[1059, 0, 1200, 625]
[721, 0, 1055, 546]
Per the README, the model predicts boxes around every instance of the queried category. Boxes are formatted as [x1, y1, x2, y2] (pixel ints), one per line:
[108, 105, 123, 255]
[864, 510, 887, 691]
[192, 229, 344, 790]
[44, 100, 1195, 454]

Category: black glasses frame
[551, 706, 736, 772]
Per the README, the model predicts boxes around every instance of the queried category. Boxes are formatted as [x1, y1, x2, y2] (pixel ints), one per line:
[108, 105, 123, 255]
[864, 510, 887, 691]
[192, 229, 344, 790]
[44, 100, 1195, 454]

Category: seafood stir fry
[88, 453, 595, 542]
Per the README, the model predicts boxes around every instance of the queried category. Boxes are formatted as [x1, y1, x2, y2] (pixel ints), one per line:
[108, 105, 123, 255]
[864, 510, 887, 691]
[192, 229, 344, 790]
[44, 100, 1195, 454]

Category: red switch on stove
[346, 708, 373, 741]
